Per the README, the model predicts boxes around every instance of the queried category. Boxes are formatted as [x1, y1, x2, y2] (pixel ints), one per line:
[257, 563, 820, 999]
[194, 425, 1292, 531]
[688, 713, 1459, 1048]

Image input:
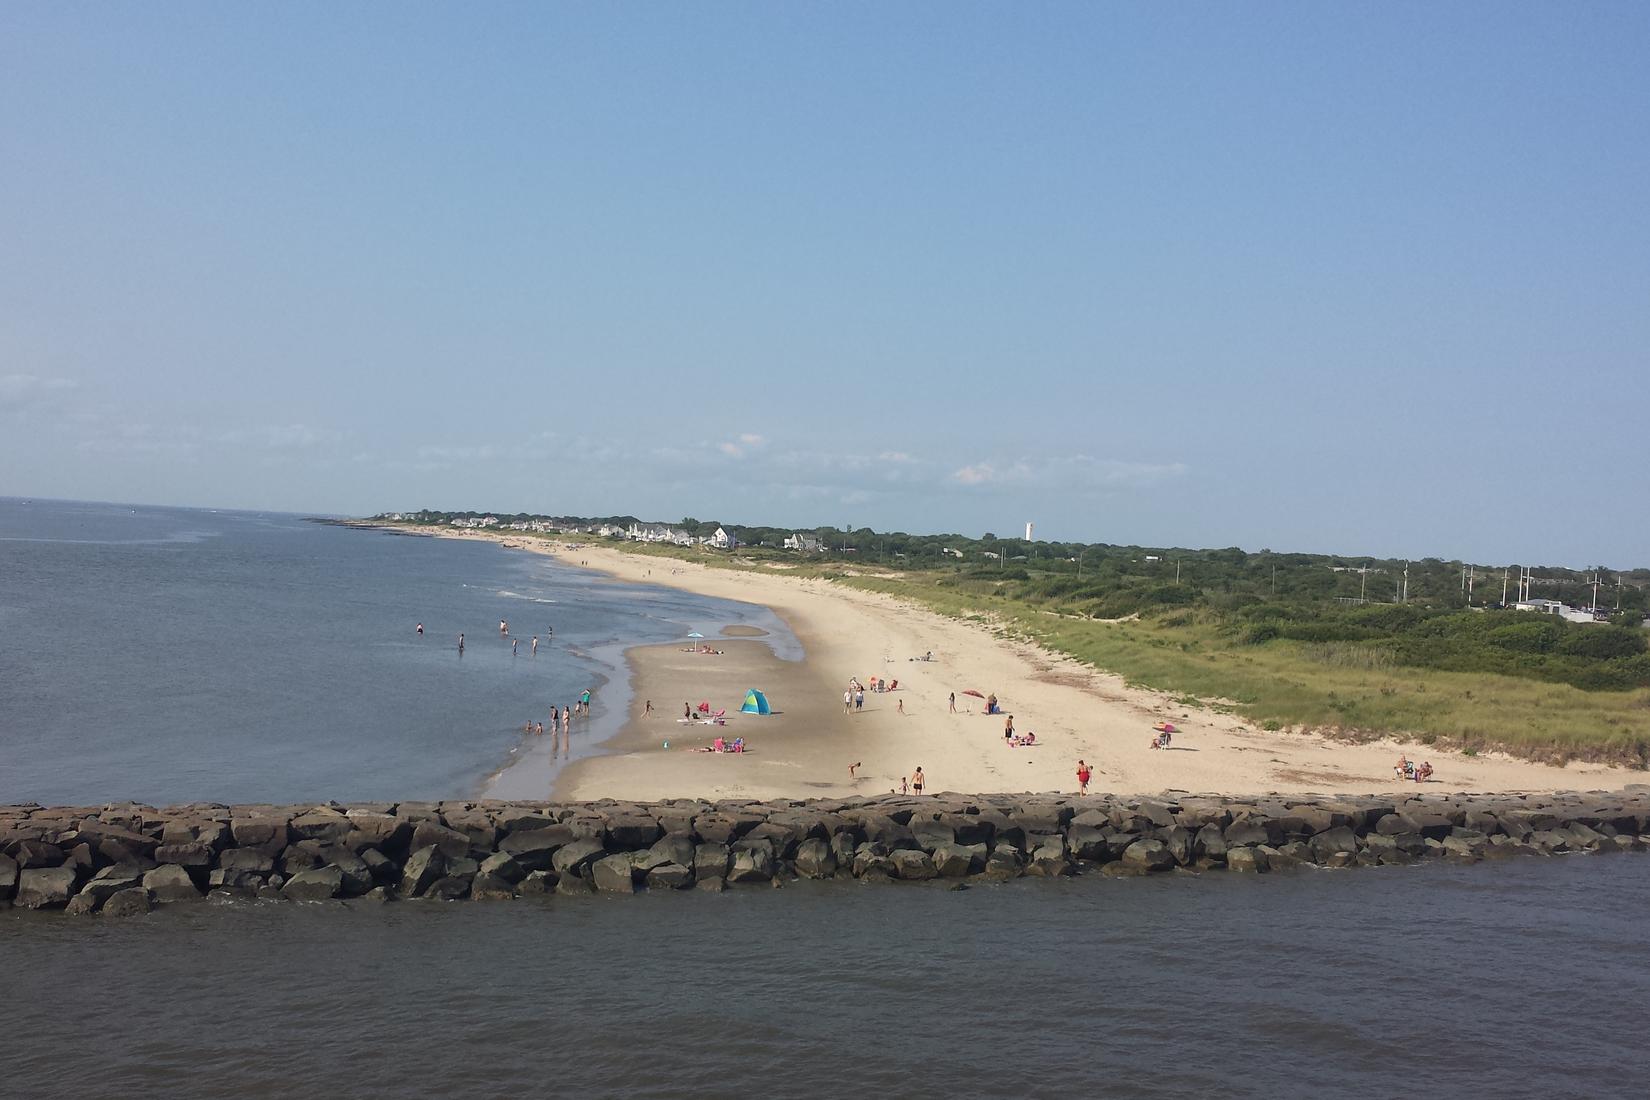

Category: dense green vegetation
[375, 509, 1650, 763]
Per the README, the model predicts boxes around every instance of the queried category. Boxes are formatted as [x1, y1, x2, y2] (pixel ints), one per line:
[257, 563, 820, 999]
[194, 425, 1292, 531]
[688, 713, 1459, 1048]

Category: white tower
[1024, 522, 1034, 542]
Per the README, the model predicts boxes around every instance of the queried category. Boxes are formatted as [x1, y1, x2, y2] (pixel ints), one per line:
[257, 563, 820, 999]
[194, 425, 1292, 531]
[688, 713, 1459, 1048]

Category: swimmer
[531, 635, 538, 656]
[512, 638, 518, 656]
[416, 622, 423, 636]
[458, 632, 465, 652]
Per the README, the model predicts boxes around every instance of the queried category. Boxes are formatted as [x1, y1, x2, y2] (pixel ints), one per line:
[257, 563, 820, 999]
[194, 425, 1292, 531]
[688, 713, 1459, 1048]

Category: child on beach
[1076, 760, 1092, 794]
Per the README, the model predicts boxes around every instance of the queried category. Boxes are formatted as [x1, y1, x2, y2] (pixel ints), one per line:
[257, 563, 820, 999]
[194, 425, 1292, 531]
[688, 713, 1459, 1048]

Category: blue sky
[2, 4, 1646, 565]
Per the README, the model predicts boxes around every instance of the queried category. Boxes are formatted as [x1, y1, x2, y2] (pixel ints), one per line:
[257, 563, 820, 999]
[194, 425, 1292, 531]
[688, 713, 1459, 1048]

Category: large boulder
[692, 812, 763, 845]
[635, 835, 695, 874]
[693, 843, 730, 881]
[411, 822, 473, 860]
[979, 846, 1022, 881]
[219, 848, 276, 875]
[229, 817, 289, 853]
[0, 853, 16, 902]
[646, 863, 693, 890]
[890, 849, 937, 881]
[1064, 825, 1108, 862]
[478, 852, 526, 885]
[144, 864, 202, 903]
[12, 840, 65, 869]
[102, 887, 152, 918]
[289, 809, 353, 844]
[80, 864, 148, 904]
[930, 843, 983, 877]
[1121, 839, 1175, 873]
[322, 849, 374, 896]
[499, 826, 574, 872]
[424, 876, 472, 900]
[604, 815, 662, 850]
[17, 866, 78, 909]
[153, 842, 214, 876]
[1309, 827, 1359, 861]
[727, 846, 776, 883]
[908, 817, 956, 851]
[551, 839, 606, 878]
[794, 838, 838, 879]
[442, 810, 499, 850]
[470, 871, 517, 901]
[592, 854, 637, 894]
[398, 845, 447, 897]
[283, 866, 344, 901]
[518, 870, 558, 895]
[1227, 847, 1269, 873]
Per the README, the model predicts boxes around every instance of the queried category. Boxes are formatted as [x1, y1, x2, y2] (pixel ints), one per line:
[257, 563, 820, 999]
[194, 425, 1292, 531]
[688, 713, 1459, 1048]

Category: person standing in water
[512, 638, 519, 656]
[458, 633, 465, 653]
[531, 635, 538, 656]
[416, 622, 423, 636]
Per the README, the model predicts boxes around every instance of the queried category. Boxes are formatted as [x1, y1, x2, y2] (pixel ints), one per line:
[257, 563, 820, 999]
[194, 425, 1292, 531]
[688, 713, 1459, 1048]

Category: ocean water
[4, 854, 1648, 1098]
[0, 498, 792, 805]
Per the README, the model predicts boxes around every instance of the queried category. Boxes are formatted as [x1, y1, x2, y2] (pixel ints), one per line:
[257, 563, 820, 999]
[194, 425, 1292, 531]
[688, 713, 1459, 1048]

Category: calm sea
[0, 498, 791, 805]
[3, 855, 1648, 1098]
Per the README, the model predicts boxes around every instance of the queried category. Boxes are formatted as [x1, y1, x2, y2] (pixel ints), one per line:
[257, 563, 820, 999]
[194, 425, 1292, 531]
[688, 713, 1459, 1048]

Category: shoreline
[379, 524, 1632, 800]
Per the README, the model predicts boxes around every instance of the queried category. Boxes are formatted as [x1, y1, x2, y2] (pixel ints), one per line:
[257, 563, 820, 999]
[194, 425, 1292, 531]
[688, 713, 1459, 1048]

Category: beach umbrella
[687, 631, 705, 638]
[961, 689, 986, 699]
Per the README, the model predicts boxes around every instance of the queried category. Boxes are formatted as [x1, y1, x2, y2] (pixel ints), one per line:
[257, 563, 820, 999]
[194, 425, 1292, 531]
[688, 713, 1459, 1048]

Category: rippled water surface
[5, 855, 1648, 1099]
[0, 498, 790, 804]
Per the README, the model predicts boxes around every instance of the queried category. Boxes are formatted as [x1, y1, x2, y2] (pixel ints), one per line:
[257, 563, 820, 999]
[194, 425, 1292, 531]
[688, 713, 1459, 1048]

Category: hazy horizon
[3, 6, 1645, 564]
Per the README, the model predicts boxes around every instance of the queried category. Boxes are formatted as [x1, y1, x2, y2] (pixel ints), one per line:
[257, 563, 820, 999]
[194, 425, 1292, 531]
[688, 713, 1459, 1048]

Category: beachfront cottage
[711, 527, 738, 550]
[782, 533, 822, 553]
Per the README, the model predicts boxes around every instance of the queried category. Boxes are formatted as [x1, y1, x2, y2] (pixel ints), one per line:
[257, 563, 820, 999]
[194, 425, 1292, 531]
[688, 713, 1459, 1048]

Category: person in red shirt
[1076, 759, 1093, 794]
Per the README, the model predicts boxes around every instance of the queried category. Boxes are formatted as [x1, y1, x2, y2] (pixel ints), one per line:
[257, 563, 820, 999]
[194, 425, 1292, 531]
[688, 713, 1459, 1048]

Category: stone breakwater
[4, 788, 1649, 915]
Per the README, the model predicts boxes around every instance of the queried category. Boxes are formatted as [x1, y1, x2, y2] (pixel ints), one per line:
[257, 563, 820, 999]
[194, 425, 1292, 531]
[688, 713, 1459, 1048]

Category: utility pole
[1502, 569, 1509, 607]
[1175, 560, 1181, 585]
[1402, 561, 1410, 603]
[1360, 563, 1368, 602]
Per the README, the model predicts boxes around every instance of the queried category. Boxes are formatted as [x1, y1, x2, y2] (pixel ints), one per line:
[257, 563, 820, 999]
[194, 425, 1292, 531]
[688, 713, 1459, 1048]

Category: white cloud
[738, 433, 766, 446]
[953, 462, 997, 485]
[952, 455, 1188, 490]
[717, 441, 745, 458]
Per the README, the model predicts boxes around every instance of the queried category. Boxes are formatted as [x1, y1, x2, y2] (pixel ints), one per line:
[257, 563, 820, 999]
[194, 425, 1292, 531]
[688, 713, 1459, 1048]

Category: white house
[711, 527, 738, 550]
[783, 533, 822, 553]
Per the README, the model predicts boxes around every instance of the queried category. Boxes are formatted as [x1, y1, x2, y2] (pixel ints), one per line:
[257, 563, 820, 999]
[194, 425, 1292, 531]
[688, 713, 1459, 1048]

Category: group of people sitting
[681, 644, 724, 654]
[1149, 722, 1175, 750]
[697, 735, 746, 753]
[856, 676, 898, 693]
[1395, 756, 1434, 783]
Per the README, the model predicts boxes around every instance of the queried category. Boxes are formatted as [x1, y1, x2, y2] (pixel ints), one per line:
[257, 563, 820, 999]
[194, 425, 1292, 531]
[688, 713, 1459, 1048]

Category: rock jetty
[4, 788, 1648, 915]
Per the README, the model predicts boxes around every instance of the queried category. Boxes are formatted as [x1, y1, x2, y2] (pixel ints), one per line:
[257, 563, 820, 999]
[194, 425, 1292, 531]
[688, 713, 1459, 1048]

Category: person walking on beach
[855, 689, 864, 711]
[896, 698, 905, 715]
[644, 699, 653, 716]
[843, 689, 852, 715]
[1076, 759, 1092, 795]
[686, 702, 694, 720]
[911, 767, 925, 795]
[1003, 715, 1014, 743]
[948, 692, 955, 713]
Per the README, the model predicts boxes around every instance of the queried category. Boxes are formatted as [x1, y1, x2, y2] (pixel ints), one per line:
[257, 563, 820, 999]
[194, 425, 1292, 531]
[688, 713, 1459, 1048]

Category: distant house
[941, 547, 965, 558]
[711, 527, 738, 550]
[782, 533, 822, 553]
[1515, 599, 1601, 625]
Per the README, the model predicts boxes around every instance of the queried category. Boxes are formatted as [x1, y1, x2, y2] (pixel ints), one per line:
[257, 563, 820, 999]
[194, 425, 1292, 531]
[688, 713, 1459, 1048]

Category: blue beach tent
[740, 689, 771, 715]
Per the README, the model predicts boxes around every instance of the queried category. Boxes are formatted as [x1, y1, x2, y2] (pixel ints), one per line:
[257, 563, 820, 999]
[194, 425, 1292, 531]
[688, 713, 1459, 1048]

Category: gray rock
[470, 871, 517, 900]
[794, 838, 838, 878]
[728, 846, 776, 883]
[322, 849, 374, 896]
[144, 864, 202, 903]
[592, 853, 637, 894]
[852, 847, 896, 878]
[229, 817, 289, 853]
[81, 864, 148, 903]
[891, 849, 938, 880]
[498, 826, 575, 871]
[207, 868, 260, 893]
[1121, 839, 1175, 872]
[1064, 825, 1108, 862]
[693, 843, 730, 880]
[517, 870, 558, 895]
[218, 848, 276, 875]
[153, 842, 214, 872]
[479, 852, 526, 885]
[1193, 824, 1228, 863]
[360, 848, 398, 886]
[65, 890, 101, 916]
[0, 853, 16, 901]
[410, 821, 473, 860]
[551, 839, 606, 877]
[930, 843, 980, 877]
[695, 875, 726, 892]
[399, 845, 447, 897]
[283, 866, 344, 901]
[979, 846, 1022, 881]
[605, 815, 662, 849]
[646, 863, 693, 890]
[1227, 847, 1268, 873]
[1309, 827, 1359, 860]
[101, 887, 151, 917]
[555, 869, 593, 896]
[361, 886, 394, 903]
[289, 809, 353, 844]
[12, 840, 66, 869]
[424, 876, 472, 900]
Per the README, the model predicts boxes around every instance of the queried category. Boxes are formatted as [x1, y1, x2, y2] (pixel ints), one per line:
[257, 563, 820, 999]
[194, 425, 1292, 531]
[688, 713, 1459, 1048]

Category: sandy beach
[417, 528, 1627, 800]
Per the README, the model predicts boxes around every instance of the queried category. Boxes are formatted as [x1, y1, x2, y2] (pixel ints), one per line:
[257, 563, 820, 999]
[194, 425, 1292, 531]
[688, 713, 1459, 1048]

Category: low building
[711, 527, 738, 550]
[782, 533, 822, 553]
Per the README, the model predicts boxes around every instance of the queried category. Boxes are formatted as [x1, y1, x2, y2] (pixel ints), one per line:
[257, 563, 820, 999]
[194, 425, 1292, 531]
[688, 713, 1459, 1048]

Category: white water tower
[1024, 522, 1034, 542]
